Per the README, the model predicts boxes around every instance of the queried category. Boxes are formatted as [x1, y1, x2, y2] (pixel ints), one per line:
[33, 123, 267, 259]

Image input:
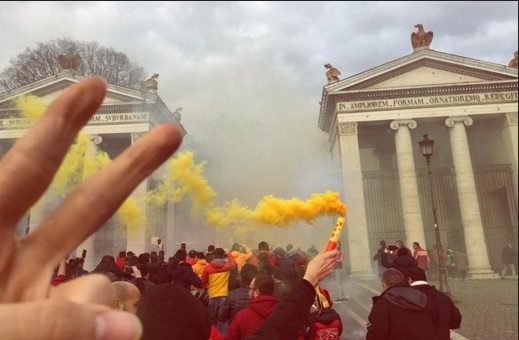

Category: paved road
[319, 275, 518, 340]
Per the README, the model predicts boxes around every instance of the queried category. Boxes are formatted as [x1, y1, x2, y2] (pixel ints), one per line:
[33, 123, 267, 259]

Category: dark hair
[240, 263, 258, 286]
[188, 250, 197, 258]
[258, 241, 270, 251]
[174, 249, 187, 261]
[273, 247, 285, 258]
[138, 253, 150, 264]
[408, 266, 427, 282]
[196, 252, 205, 260]
[214, 247, 225, 259]
[253, 273, 275, 296]
[380, 240, 386, 246]
[137, 283, 210, 340]
[231, 243, 241, 252]
[397, 247, 410, 257]
[207, 245, 215, 252]
[257, 252, 270, 264]
[381, 268, 404, 288]
[412, 242, 420, 247]
[118, 251, 127, 258]
[127, 255, 139, 266]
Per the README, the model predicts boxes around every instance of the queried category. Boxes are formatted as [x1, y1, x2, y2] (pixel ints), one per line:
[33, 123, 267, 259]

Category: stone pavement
[349, 276, 518, 340]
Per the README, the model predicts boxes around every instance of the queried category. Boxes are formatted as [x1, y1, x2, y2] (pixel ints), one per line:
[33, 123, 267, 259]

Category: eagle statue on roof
[411, 24, 433, 49]
[58, 47, 81, 71]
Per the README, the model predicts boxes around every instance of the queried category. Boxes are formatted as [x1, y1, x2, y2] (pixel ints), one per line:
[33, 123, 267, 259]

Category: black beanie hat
[137, 283, 211, 340]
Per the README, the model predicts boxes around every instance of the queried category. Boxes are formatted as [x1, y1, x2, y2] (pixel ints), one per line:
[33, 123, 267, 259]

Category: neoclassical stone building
[319, 48, 518, 278]
[0, 69, 186, 270]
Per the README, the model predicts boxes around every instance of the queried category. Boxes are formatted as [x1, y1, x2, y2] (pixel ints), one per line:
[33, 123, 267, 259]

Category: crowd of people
[368, 239, 463, 339]
[1, 76, 492, 339]
[53, 240, 340, 339]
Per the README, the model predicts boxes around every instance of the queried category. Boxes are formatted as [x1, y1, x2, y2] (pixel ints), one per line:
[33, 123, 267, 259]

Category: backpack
[304, 287, 343, 340]
[305, 307, 343, 340]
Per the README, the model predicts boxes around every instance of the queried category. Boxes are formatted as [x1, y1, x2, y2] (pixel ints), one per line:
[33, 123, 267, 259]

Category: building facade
[319, 48, 518, 278]
[0, 70, 186, 270]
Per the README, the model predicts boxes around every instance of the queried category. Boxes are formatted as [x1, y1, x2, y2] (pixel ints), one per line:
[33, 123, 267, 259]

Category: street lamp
[418, 134, 451, 296]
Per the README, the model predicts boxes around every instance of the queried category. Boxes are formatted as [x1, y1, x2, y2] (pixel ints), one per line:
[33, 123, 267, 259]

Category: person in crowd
[193, 251, 209, 278]
[452, 250, 468, 280]
[92, 254, 132, 281]
[127, 263, 155, 296]
[273, 246, 302, 290]
[219, 264, 258, 324]
[412, 241, 430, 272]
[366, 268, 436, 340]
[206, 244, 216, 263]
[445, 249, 456, 279]
[249, 241, 277, 266]
[228, 243, 252, 291]
[0, 77, 182, 339]
[136, 282, 214, 339]
[433, 244, 447, 275]
[372, 240, 388, 277]
[187, 249, 198, 266]
[501, 243, 518, 279]
[167, 248, 203, 290]
[244, 250, 338, 339]
[111, 281, 141, 314]
[408, 266, 462, 339]
[202, 247, 237, 335]
[230, 243, 253, 270]
[381, 246, 418, 282]
[256, 262, 289, 302]
[115, 250, 128, 270]
[226, 273, 279, 339]
[333, 241, 347, 302]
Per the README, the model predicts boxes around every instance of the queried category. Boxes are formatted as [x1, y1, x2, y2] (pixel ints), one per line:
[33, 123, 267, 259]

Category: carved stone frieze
[338, 122, 357, 135]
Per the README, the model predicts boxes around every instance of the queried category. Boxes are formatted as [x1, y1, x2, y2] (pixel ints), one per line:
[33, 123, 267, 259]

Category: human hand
[303, 249, 338, 286]
[132, 266, 142, 279]
[0, 77, 183, 339]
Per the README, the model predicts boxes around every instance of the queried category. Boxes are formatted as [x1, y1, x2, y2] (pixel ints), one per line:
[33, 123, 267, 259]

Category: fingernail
[96, 311, 142, 340]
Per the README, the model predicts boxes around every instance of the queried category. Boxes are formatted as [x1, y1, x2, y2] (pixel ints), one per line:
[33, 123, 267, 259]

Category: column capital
[445, 116, 473, 127]
[505, 112, 518, 126]
[338, 122, 357, 136]
[131, 132, 146, 144]
[390, 119, 417, 131]
[87, 134, 102, 145]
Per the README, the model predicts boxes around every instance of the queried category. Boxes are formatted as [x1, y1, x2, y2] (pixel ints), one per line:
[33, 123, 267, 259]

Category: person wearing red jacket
[226, 273, 278, 339]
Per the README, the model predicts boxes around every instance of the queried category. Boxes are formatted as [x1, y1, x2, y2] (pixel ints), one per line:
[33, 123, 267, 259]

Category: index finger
[0, 77, 107, 227]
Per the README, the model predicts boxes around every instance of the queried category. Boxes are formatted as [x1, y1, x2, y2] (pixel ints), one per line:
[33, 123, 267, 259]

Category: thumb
[0, 299, 142, 340]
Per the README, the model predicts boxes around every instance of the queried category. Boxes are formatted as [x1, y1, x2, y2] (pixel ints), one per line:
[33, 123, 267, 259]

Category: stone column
[502, 113, 518, 203]
[338, 122, 374, 278]
[76, 135, 102, 271]
[390, 119, 426, 246]
[126, 132, 148, 254]
[445, 116, 495, 278]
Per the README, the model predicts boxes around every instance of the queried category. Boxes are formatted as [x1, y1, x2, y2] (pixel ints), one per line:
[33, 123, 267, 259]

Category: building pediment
[0, 70, 186, 136]
[318, 49, 518, 132]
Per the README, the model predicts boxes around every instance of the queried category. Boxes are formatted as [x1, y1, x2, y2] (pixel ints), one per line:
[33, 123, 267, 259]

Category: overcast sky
[1, 1, 517, 247]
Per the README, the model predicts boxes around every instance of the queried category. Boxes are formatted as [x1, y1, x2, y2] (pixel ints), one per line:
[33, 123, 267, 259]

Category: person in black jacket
[408, 266, 462, 339]
[166, 248, 202, 290]
[366, 268, 437, 340]
[381, 246, 418, 282]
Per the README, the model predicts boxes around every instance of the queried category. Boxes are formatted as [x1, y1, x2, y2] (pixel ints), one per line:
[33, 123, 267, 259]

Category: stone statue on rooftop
[144, 73, 159, 92]
[508, 51, 518, 69]
[411, 24, 433, 50]
[58, 47, 81, 70]
[324, 63, 341, 84]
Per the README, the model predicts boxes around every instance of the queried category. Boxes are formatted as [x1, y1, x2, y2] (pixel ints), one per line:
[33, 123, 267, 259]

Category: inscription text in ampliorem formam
[338, 92, 518, 111]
